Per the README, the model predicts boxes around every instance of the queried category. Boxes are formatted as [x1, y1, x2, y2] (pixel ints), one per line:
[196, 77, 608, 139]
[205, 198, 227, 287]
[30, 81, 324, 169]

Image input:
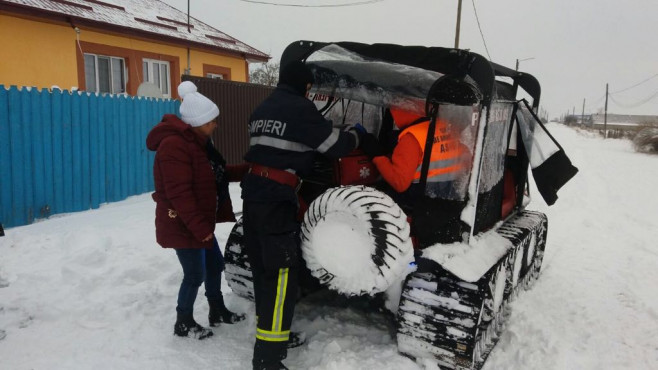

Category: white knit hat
[178, 81, 219, 127]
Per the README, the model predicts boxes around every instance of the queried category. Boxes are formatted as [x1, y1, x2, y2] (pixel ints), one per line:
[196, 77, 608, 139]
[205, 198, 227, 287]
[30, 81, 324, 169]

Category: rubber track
[397, 210, 548, 370]
[223, 218, 255, 301]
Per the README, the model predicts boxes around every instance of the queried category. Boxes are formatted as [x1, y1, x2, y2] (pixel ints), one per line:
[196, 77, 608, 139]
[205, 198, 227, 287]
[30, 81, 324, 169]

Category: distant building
[0, 0, 269, 98]
[564, 114, 593, 126]
[564, 113, 657, 131]
[591, 113, 658, 129]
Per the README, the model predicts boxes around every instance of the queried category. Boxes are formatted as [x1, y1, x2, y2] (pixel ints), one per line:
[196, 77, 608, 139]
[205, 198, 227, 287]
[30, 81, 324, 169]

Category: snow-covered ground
[1, 124, 657, 369]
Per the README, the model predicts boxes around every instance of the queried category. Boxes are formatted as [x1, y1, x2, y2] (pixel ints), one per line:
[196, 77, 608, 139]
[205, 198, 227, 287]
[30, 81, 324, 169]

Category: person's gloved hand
[360, 133, 384, 158]
[348, 123, 367, 143]
[353, 123, 367, 135]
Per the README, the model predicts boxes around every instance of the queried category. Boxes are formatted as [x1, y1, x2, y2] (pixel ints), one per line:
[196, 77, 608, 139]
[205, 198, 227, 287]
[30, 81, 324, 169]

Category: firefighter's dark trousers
[243, 200, 300, 369]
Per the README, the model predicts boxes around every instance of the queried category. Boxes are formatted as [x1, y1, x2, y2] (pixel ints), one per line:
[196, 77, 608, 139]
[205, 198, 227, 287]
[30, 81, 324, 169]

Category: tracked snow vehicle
[225, 41, 577, 369]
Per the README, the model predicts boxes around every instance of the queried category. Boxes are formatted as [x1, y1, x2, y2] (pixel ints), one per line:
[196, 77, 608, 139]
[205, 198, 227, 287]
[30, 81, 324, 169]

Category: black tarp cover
[517, 100, 579, 205]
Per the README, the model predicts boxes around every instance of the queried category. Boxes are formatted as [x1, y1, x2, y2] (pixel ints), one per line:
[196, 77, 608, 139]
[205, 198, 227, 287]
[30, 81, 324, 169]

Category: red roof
[0, 0, 269, 61]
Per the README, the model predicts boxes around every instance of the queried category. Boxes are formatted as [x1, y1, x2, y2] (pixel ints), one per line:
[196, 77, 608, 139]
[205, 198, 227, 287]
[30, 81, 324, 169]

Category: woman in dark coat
[146, 81, 246, 340]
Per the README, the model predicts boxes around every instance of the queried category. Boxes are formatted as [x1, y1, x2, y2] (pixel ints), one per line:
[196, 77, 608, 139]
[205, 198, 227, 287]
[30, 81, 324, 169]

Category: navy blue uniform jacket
[242, 84, 359, 202]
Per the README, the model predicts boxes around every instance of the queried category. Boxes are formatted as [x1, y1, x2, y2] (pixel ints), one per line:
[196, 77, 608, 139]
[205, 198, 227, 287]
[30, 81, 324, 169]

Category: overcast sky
[161, 0, 658, 119]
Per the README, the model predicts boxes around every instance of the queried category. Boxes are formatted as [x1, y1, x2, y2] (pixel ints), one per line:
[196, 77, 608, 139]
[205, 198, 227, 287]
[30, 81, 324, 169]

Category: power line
[470, 0, 492, 60]
[238, 0, 384, 7]
[610, 73, 658, 95]
[589, 73, 658, 109]
[609, 89, 658, 109]
[593, 73, 658, 104]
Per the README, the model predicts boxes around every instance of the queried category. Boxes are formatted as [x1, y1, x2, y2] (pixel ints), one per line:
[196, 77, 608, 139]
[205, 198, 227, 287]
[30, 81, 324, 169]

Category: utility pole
[454, 0, 462, 48]
[185, 0, 191, 75]
[516, 57, 535, 71]
[581, 98, 586, 125]
[604, 83, 609, 138]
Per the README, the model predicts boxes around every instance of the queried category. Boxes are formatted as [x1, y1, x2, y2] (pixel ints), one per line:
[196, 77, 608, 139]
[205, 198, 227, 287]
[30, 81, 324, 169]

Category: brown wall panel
[182, 76, 274, 164]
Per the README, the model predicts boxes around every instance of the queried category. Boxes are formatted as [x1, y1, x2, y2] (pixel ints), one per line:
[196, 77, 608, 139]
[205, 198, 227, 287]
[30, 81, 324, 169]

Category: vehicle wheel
[223, 218, 254, 301]
[300, 185, 414, 296]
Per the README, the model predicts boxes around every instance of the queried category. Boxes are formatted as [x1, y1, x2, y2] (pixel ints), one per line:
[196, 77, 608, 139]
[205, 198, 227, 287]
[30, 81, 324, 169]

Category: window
[203, 64, 231, 81]
[206, 73, 225, 79]
[84, 53, 126, 94]
[143, 59, 171, 98]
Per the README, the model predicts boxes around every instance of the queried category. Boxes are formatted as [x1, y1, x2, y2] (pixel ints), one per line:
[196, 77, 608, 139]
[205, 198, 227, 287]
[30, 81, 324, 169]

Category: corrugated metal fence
[182, 76, 274, 165]
[0, 85, 179, 227]
[0, 79, 273, 228]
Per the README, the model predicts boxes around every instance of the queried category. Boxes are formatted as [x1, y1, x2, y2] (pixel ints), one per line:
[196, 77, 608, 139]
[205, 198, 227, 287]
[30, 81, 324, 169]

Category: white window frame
[84, 53, 127, 95]
[206, 72, 225, 80]
[143, 59, 171, 98]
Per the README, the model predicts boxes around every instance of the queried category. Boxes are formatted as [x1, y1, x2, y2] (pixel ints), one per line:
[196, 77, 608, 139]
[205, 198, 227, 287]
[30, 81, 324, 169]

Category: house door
[143, 59, 171, 98]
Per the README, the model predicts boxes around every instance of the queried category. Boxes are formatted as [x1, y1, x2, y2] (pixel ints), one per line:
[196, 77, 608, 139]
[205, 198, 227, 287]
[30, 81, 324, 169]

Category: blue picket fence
[0, 85, 180, 228]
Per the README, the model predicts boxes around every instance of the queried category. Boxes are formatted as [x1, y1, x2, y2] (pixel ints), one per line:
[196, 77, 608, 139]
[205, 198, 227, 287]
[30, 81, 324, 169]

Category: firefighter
[241, 60, 363, 370]
[363, 108, 471, 204]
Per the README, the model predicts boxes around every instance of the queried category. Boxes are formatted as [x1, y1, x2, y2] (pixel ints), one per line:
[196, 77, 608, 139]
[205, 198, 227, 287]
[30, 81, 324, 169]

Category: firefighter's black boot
[253, 360, 288, 370]
[208, 297, 246, 326]
[174, 313, 213, 340]
[287, 331, 306, 348]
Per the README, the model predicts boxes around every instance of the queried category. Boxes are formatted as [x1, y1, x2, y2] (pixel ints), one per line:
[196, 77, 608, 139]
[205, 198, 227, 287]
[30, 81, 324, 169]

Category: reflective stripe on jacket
[400, 119, 467, 183]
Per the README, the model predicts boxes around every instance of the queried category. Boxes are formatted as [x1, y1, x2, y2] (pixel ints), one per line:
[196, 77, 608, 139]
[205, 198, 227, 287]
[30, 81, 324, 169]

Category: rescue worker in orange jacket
[362, 108, 470, 201]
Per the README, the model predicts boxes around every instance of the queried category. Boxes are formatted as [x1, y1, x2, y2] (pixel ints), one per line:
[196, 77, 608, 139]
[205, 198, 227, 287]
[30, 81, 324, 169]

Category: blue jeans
[175, 237, 225, 315]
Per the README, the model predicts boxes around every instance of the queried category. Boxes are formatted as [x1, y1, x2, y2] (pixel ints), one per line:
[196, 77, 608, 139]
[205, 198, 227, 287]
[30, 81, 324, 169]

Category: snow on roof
[1, 0, 269, 61]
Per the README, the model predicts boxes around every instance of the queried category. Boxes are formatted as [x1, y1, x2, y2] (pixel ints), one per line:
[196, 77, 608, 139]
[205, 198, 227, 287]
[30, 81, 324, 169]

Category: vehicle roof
[281, 40, 540, 109]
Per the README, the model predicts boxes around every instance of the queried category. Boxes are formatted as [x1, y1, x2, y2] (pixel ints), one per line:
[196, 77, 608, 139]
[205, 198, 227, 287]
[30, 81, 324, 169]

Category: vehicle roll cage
[280, 40, 541, 111]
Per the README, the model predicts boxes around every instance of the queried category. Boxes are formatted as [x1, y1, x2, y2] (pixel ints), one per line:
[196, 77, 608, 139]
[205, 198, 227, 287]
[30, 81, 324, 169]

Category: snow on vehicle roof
[306, 44, 444, 114]
[2, 0, 269, 61]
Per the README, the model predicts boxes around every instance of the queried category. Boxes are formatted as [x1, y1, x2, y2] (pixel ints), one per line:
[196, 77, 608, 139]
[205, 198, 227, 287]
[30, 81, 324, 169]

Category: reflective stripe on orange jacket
[401, 119, 466, 183]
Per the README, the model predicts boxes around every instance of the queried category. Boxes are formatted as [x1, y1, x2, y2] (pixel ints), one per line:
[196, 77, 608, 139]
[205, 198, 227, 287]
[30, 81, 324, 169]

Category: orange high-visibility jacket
[373, 116, 467, 192]
[373, 133, 422, 192]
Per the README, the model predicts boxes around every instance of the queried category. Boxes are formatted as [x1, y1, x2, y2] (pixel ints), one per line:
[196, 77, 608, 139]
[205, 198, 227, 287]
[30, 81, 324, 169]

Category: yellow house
[0, 0, 269, 98]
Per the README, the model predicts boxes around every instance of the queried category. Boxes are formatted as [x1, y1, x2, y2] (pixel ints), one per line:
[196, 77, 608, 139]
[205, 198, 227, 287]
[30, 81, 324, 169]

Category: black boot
[174, 313, 213, 340]
[287, 331, 306, 349]
[209, 297, 246, 326]
[253, 360, 288, 370]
